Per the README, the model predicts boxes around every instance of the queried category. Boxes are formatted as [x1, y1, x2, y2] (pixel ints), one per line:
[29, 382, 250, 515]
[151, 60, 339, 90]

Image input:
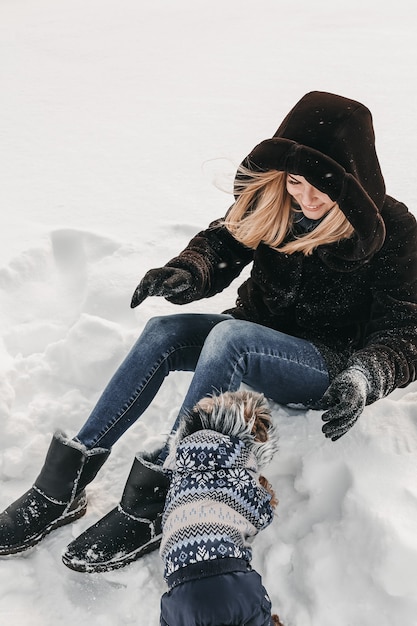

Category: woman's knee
[141, 314, 192, 341]
[143, 314, 181, 333]
[202, 319, 250, 354]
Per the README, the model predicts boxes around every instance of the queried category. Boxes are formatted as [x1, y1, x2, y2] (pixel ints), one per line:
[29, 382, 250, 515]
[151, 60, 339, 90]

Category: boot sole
[0, 498, 87, 556]
[61, 534, 162, 573]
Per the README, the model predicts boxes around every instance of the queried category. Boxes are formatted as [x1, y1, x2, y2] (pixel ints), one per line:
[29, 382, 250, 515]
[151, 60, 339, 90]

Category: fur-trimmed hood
[168, 391, 278, 470]
[238, 91, 387, 265]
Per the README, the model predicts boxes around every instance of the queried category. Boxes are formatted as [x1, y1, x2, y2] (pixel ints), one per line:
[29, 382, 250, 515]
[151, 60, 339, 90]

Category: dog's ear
[240, 391, 273, 443]
[251, 412, 271, 443]
[180, 407, 204, 438]
[259, 475, 278, 509]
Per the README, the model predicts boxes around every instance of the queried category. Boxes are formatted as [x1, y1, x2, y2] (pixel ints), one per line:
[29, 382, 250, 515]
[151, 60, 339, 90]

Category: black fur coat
[163, 92, 417, 404]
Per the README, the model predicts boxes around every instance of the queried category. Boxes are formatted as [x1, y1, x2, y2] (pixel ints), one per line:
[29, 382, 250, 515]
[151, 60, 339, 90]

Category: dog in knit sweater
[159, 390, 284, 626]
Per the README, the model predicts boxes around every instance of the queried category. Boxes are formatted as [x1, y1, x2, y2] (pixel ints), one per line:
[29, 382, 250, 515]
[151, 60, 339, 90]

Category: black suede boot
[61, 451, 169, 573]
[0, 432, 110, 555]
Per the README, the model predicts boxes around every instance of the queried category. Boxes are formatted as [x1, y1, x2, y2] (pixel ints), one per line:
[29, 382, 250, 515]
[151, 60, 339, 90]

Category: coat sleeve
[347, 198, 417, 401]
[162, 217, 254, 304]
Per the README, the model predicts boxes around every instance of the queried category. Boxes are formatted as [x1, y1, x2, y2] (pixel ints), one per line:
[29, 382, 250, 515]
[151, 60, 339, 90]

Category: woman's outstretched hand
[319, 368, 369, 441]
[131, 267, 193, 308]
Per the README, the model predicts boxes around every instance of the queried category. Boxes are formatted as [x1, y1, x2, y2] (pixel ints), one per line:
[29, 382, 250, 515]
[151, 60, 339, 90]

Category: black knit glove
[131, 267, 194, 308]
[320, 367, 370, 441]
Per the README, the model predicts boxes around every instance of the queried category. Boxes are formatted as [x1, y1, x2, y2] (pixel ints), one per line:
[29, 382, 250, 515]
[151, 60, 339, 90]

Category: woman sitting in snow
[159, 390, 283, 626]
[1, 91, 417, 576]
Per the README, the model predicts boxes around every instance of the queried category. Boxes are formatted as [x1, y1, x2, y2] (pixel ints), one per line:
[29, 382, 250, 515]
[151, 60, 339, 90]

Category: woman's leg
[75, 313, 231, 449]
[62, 317, 329, 572]
[76, 314, 328, 450]
[170, 317, 330, 432]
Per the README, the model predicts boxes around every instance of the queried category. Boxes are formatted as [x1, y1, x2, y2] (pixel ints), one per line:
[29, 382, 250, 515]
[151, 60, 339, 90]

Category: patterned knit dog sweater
[160, 428, 274, 584]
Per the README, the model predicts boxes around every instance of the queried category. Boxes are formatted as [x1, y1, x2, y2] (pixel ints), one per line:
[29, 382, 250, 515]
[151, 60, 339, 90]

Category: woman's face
[286, 174, 336, 219]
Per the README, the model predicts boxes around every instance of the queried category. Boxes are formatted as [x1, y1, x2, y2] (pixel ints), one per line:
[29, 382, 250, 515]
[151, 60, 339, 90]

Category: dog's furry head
[174, 390, 278, 470]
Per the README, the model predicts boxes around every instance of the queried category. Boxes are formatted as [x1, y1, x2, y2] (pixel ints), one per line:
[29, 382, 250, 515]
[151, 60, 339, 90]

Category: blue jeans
[76, 314, 329, 452]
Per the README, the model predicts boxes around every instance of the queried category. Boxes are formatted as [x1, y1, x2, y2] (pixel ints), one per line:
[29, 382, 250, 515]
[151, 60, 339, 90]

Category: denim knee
[202, 318, 247, 354]
[141, 314, 183, 338]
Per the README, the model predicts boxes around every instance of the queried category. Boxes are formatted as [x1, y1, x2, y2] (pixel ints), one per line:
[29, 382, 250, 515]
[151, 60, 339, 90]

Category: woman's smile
[286, 174, 336, 219]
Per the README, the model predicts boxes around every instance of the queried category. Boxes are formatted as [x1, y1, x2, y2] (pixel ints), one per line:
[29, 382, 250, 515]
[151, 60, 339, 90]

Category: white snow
[1, 0, 417, 624]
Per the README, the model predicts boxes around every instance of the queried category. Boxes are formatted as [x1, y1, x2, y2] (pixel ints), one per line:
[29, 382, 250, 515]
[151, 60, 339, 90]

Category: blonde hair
[223, 167, 354, 255]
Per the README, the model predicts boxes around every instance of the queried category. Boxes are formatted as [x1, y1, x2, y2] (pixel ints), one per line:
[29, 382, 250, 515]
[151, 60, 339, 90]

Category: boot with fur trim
[62, 450, 169, 573]
[0, 433, 110, 555]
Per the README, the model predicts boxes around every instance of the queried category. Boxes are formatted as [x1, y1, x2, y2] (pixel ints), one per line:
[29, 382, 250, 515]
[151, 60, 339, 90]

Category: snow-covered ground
[1, 1, 417, 624]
